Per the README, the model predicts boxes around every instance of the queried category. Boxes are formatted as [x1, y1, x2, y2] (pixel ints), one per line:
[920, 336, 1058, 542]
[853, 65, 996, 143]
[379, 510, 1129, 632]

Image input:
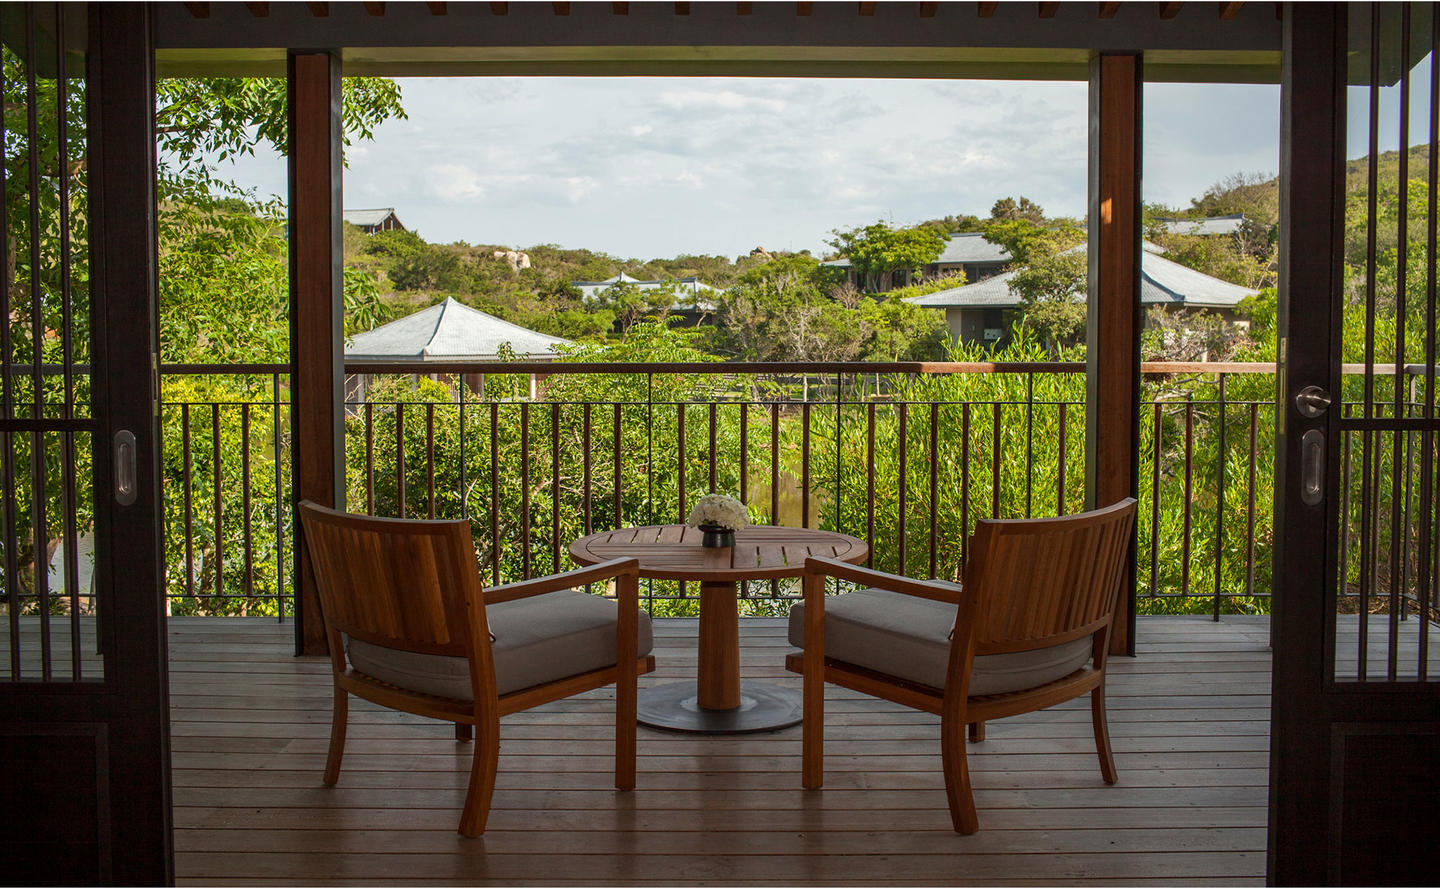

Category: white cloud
[208, 76, 1282, 258]
[657, 88, 786, 114]
[425, 163, 486, 202]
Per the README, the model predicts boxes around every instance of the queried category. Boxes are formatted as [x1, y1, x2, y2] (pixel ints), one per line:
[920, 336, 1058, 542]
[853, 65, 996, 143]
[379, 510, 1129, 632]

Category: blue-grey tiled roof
[822, 231, 1012, 269]
[1156, 213, 1246, 237]
[346, 297, 571, 361]
[904, 242, 1257, 310]
[342, 207, 399, 228]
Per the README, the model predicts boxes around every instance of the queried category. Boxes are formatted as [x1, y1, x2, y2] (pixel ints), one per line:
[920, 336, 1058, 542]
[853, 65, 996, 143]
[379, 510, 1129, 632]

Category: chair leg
[941, 713, 979, 834]
[323, 685, 348, 786]
[802, 660, 825, 790]
[455, 722, 472, 742]
[967, 721, 985, 743]
[615, 661, 637, 792]
[1091, 684, 1118, 785]
[458, 713, 501, 837]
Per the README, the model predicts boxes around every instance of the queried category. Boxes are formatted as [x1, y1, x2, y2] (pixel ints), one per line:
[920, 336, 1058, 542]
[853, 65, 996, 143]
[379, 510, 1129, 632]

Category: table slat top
[569, 524, 868, 581]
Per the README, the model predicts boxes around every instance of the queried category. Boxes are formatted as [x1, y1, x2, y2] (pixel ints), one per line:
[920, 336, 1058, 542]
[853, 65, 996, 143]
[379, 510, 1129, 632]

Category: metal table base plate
[636, 681, 802, 734]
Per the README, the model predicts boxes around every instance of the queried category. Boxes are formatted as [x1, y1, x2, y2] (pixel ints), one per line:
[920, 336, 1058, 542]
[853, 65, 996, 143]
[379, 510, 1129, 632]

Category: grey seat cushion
[787, 586, 1092, 695]
[346, 588, 654, 699]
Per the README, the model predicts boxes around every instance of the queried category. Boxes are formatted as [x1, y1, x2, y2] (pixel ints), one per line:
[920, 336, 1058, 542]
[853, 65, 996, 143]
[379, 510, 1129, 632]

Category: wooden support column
[289, 51, 344, 656]
[1086, 51, 1142, 657]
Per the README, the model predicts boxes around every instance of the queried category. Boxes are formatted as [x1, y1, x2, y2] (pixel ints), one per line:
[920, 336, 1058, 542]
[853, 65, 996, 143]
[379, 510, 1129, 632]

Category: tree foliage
[827, 221, 949, 292]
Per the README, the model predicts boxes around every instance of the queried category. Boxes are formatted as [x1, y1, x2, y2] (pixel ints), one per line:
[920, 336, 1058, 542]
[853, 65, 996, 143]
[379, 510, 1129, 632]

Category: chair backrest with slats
[298, 501, 487, 658]
[960, 498, 1138, 656]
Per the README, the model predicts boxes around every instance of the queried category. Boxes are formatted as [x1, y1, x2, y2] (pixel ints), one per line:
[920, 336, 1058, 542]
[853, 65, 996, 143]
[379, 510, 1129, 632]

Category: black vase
[700, 525, 735, 548]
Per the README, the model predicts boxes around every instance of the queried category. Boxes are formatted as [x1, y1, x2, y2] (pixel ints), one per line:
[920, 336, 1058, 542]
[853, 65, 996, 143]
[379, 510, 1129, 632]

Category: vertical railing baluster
[183, 404, 194, 604]
[274, 373, 285, 618]
[395, 402, 406, 518]
[521, 401, 530, 578]
[866, 401, 875, 568]
[1182, 397, 1193, 599]
[960, 402, 970, 576]
[928, 402, 938, 578]
[612, 402, 622, 531]
[1025, 371, 1034, 517]
[364, 402, 374, 514]
[1150, 402, 1162, 598]
[459, 375, 467, 519]
[583, 403, 592, 535]
[802, 402, 811, 529]
[1246, 402, 1258, 597]
[708, 401, 717, 494]
[1214, 375, 1226, 621]
[1057, 403, 1068, 516]
[897, 401, 907, 575]
[677, 403, 687, 522]
[552, 402, 561, 574]
[212, 404, 224, 604]
[990, 403, 1001, 520]
[425, 402, 435, 518]
[490, 401, 500, 586]
[242, 404, 254, 604]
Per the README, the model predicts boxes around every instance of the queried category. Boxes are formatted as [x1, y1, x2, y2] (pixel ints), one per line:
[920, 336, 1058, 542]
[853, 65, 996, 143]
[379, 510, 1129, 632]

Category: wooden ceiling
[154, 1, 1286, 82]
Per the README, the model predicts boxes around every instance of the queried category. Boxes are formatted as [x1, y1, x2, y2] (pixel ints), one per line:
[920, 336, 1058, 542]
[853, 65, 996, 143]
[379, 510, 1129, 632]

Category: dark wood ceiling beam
[1159, 2, 1182, 18]
[736, 1, 752, 13]
[978, 2, 997, 18]
[1039, 2, 1059, 18]
[674, 2, 690, 14]
[426, 1, 447, 13]
[796, 2, 813, 15]
[362, 1, 383, 14]
[1099, 1, 1120, 16]
[859, 2, 876, 15]
[306, 2, 329, 17]
[244, 2, 269, 17]
[552, 2, 570, 13]
[1219, 1, 1242, 19]
[612, 2, 629, 13]
[920, 2, 938, 16]
[489, 1, 508, 13]
[183, 2, 210, 18]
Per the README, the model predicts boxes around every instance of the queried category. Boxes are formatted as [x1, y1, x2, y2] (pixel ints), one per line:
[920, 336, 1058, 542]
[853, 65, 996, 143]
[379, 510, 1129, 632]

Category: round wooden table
[569, 524, 868, 733]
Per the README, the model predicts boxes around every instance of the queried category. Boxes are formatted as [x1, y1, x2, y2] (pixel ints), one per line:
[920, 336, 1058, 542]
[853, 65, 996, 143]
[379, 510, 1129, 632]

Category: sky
[222, 76, 1285, 260]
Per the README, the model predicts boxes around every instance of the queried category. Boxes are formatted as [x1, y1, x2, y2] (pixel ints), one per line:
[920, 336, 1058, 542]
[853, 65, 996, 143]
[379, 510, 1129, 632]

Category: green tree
[828, 221, 949, 292]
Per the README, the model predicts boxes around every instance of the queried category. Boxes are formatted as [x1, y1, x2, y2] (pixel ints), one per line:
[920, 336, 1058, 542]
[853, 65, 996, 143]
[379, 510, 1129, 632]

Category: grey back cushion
[787, 586, 1092, 695]
[346, 588, 654, 699]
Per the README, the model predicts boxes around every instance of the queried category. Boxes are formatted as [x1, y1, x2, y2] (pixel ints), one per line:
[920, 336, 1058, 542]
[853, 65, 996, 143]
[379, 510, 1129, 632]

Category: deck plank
[169, 615, 1272, 885]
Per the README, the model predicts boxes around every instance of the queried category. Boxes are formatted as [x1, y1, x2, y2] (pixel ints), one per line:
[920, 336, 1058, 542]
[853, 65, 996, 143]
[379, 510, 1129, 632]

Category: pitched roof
[1155, 213, 1246, 236]
[570, 274, 717, 310]
[821, 231, 1013, 269]
[904, 242, 1257, 311]
[345, 297, 571, 361]
[342, 207, 400, 228]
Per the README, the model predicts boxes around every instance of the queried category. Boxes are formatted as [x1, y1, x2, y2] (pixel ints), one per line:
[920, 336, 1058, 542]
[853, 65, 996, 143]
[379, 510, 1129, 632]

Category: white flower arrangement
[687, 493, 749, 531]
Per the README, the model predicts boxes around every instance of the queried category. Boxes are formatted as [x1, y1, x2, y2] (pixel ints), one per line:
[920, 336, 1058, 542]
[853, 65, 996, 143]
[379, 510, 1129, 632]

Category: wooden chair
[786, 498, 1138, 833]
[297, 501, 656, 836]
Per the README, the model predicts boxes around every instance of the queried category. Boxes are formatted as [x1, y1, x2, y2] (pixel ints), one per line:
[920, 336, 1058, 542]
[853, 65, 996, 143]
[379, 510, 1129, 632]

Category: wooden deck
[169, 615, 1273, 886]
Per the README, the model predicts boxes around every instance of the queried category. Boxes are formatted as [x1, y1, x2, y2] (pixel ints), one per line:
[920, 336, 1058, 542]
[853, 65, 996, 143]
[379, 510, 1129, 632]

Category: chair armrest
[486, 557, 640, 604]
[802, 556, 961, 604]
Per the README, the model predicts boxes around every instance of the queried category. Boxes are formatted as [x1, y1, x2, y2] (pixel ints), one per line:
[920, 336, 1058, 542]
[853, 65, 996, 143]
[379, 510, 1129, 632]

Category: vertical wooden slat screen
[0, 5, 100, 681]
[1335, 2, 1440, 682]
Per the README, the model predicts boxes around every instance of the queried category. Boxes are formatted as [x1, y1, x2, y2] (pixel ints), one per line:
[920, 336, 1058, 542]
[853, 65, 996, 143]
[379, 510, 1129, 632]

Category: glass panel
[1337, 2, 1440, 682]
[0, 4, 101, 682]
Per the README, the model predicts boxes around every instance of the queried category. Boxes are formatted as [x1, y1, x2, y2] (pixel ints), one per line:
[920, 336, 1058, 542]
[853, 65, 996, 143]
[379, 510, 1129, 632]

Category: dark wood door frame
[288, 50, 345, 657]
[1086, 50, 1143, 657]
[0, 5, 174, 883]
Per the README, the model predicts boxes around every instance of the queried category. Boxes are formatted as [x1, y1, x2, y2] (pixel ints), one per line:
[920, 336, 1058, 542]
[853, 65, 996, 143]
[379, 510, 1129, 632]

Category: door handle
[114, 429, 137, 506]
[1301, 428, 1324, 506]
